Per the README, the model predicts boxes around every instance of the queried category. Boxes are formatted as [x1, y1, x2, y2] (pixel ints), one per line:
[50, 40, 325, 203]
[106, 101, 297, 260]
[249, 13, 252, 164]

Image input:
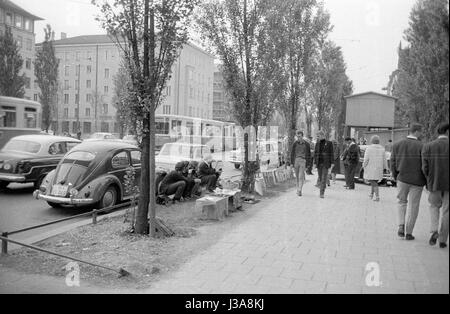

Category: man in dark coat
[391, 123, 426, 240]
[198, 154, 222, 192]
[159, 163, 188, 203]
[342, 137, 360, 190]
[314, 130, 334, 199]
[422, 123, 449, 248]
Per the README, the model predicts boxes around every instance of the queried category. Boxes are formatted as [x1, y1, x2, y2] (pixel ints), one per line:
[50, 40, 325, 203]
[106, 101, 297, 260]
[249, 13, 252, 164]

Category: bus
[154, 114, 236, 152]
[0, 96, 42, 149]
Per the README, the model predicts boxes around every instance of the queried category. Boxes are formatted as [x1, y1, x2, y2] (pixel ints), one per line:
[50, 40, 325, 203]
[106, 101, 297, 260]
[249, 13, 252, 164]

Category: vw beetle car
[0, 135, 81, 189]
[34, 141, 141, 209]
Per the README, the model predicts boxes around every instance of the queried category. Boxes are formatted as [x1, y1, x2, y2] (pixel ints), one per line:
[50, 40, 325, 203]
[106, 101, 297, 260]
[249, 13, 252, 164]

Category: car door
[110, 150, 132, 199]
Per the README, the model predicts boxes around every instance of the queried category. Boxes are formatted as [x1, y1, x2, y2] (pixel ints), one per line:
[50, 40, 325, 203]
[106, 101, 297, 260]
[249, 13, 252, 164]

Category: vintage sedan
[34, 141, 141, 209]
[84, 132, 119, 142]
[0, 135, 81, 189]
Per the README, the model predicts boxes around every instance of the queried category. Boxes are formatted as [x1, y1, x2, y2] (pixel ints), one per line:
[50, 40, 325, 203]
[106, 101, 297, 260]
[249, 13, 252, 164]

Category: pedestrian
[313, 130, 334, 199]
[290, 130, 311, 196]
[391, 123, 426, 240]
[198, 154, 222, 193]
[342, 137, 359, 190]
[306, 136, 314, 175]
[363, 135, 388, 202]
[330, 139, 341, 184]
[422, 123, 449, 248]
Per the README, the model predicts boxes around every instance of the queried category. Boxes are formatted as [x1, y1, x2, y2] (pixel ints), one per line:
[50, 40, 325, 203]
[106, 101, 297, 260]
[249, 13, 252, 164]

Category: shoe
[398, 225, 405, 237]
[369, 193, 373, 199]
[405, 234, 415, 241]
[320, 194, 324, 199]
[297, 191, 302, 197]
[439, 243, 447, 249]
[429, 231, 439, 246]
[373, 197, 380, 202]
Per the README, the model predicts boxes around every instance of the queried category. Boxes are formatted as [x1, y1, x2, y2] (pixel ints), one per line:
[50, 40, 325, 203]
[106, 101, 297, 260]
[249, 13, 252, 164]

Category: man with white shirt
[422, 123, 449, 248]
[391, 123, 426, 241]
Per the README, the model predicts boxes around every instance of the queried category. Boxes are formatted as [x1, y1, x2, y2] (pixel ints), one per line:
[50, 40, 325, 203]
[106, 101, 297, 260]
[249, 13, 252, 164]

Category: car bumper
[0, 173, 26, 182]
[33, 190, 95, 205]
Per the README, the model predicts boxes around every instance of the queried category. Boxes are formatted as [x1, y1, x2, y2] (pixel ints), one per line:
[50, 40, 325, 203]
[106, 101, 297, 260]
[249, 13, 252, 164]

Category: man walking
[314, 130, 334, 199]
[290, 130, 311, 196]
[422, 123, 449, 248]
[342, 137, 359, 190]
[391, 123, 426, 240]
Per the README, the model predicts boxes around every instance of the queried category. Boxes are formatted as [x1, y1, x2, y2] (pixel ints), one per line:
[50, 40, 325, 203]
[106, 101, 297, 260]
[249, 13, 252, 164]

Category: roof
[10, 135, 81, 144]
[45, 34, 115, 46]
[0, 0, 43, 20]
[344, 91, 398, 101]
[72, 140, 137, 152]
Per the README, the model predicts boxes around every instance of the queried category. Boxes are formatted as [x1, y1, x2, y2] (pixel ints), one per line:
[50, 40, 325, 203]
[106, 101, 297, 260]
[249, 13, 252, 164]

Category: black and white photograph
[0, 0, 448, 299]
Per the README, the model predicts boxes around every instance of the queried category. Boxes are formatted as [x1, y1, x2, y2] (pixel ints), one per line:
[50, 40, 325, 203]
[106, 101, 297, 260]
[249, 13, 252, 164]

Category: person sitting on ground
[185, 161, 202, 198]
[198, 154, 222, 193]
[159, 163, 188, 204]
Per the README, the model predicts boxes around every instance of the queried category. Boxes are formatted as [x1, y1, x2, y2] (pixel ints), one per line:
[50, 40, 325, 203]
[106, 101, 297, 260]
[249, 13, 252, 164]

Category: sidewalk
[1, 175, 448, 294]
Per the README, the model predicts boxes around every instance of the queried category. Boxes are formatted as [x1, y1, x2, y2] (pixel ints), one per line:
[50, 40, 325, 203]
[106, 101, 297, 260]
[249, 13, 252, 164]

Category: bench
[195, 195, 229, 220]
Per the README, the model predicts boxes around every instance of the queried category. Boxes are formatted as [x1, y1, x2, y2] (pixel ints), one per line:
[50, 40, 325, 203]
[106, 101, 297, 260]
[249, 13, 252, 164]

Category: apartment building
[0, 0, 42, 100]
[44, 34, 214, 136]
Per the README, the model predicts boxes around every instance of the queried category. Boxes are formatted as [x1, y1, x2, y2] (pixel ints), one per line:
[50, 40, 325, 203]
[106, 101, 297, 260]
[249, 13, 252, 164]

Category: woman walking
[363, 135, 388, 201]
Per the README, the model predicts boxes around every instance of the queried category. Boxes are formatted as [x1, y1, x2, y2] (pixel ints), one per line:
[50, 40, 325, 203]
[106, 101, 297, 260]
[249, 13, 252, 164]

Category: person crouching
[159, 163, 188, 204]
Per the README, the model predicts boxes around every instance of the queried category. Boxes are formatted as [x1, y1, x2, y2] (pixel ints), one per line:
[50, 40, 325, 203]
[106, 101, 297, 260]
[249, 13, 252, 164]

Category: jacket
[342, 143, 359, 165]
[363, 144, 387, 181]
[290, 139, 311, 165]
[314, 139, 334, 169]
[391, 137, 426, 186]
[422, 136, 449, 192]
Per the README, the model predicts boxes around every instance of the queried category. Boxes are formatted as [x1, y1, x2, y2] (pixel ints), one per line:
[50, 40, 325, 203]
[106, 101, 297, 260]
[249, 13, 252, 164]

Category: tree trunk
[135, 115, 150, 234]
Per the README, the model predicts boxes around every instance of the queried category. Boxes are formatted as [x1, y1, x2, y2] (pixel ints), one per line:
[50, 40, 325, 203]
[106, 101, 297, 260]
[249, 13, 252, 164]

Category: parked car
[0, 135, 81, 189]
[84, 132, 119, 142]
[34, 141, 141, 209]
[155, 142, 222, 171]
[228, 140, 280, 169]
[339, 145, 395, 185]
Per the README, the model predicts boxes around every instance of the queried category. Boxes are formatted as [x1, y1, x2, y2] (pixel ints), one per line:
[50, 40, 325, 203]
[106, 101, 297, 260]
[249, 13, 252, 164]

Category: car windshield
[2, 140, 41, 154]
[54, 151, 96, 186]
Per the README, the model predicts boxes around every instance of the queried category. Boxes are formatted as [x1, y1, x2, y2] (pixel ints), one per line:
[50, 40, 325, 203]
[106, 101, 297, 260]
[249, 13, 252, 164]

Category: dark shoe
[405, 234, 415, 241]
[398, 225, 405, 237]
[439, 243, 447, 249]
[320, 194, 324, 199]
[429, 232, 439, 246]
[298, 191, 302, 197]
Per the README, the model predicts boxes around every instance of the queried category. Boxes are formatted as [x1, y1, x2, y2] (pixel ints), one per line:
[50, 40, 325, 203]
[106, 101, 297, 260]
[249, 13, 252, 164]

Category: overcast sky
[16, 0, 417, 94]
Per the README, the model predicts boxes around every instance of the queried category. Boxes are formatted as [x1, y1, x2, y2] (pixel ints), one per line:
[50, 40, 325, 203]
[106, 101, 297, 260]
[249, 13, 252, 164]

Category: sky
[15, 0, 417, 94]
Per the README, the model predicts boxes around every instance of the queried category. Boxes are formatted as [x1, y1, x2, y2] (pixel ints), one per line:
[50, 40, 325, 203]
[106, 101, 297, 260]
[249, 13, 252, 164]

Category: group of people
[156, 154, 222, 204]
[289, 122, 449, 248]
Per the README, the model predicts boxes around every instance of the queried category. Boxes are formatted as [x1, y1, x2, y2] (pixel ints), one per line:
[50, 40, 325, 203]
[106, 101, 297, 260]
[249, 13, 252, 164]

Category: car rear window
[3, 140, 41, 154]
[66, 151, 96, 161]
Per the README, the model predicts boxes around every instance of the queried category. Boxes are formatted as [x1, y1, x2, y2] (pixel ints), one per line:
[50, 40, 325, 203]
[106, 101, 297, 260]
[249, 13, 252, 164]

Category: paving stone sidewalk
[1, 176, 448, 294]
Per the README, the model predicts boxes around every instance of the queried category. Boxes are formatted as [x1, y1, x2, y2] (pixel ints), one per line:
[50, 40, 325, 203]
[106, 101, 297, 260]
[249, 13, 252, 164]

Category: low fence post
[1, 232, 8, 255]
[92, 210, 98, 225]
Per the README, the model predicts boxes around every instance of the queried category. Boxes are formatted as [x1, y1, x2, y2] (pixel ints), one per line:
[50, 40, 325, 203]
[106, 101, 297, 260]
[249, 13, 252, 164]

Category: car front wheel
[47, 202, 60, 208]
[97, 186, 118, 210]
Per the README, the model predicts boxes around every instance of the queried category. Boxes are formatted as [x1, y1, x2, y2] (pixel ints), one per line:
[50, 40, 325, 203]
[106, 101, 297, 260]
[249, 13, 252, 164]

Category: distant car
[0, 135, 81, 189]
[155, 142, 222, 171]
[84, 132, 119, 142]
[228, 140, 280, 169]
[34, 141, 141, 209]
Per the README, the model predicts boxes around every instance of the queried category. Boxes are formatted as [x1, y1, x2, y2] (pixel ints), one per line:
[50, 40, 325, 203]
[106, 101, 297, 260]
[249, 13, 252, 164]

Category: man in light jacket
[391, 123, 426, 241]
[422, 123, 449, 248]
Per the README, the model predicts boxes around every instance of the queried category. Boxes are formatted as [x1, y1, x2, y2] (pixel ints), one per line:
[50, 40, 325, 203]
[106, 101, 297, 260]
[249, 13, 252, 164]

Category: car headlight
[3, 163, 11, 171]
[70, 188, 79, 197]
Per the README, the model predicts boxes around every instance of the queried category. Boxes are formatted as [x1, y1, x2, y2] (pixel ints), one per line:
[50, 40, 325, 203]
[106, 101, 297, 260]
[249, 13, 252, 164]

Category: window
[104, 86, 109, 94]
[101, 121, 109, 132]
[76, 52, 81, 61]
[87, 65, 92, 74]
[87, 51, 92, 61]
[75, 94, 79, 104]
[75, 65, 80, 76]
[0, 8, 3, 23]
[1, 106, 16, 127]
[163, 105, 171, 115]
[6, 12, 13, 25]
[24, 19, 31, 31]
[103, 104, 108, 114]
[156, 120, 169, 135]
[105, 50, 108, 60]
[86, 80, 91, 88]
[130, 151, 141, 165]
[15, 14, 23, 28]
[75, 108, 79, 118]
[64, 80, 69, 90]
[85, 108, 90, 117]
[64, 66, 70, 76]
[34, 80, 38, 89]
[25, 77, 31, 89]
[104, 68, 109, 78]
[23, 107, 36, 128]
[64, 94, 69, 104]
[48, 142, 66, 155]
[72, 121, 78, 133]
[75, 80, 80, 90]
[34, 94, 38, 101]
[17, 36, 23, 48]
[25, 58, 31, 70]
[65, 52, 70, 61]
[62, 121, 69, 132]
[63, 108, 69, 118]
[86, 94, 92, 103]
[26, 39, 32, 51]
[112, 151, 130, 168]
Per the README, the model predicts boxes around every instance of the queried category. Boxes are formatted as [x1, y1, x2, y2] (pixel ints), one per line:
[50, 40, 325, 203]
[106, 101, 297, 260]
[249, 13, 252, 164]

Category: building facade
[45, 34, 214, 137]
[213, 65, 234, 122]
[0, 0, 42, 100]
